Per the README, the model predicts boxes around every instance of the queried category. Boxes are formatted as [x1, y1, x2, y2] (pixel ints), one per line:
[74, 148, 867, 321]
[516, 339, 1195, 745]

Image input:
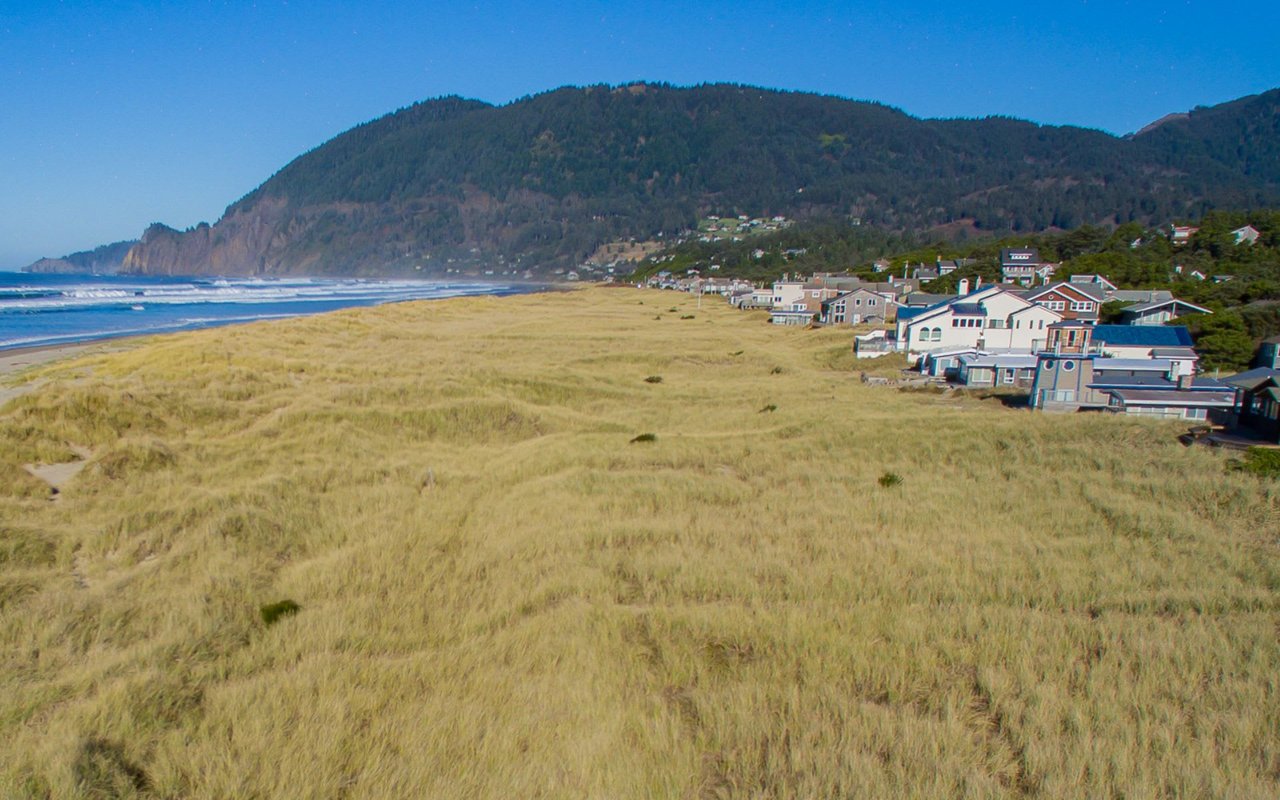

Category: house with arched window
[893, 285, 1062, 355]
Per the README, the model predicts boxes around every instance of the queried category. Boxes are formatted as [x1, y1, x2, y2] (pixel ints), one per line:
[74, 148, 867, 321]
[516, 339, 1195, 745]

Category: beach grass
[0, 286, 1277, 798]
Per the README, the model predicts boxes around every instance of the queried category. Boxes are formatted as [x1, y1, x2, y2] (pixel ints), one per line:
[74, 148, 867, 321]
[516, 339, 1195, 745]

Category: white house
[1232, 224, 1260, 246]
[895, 285, 1063, 353]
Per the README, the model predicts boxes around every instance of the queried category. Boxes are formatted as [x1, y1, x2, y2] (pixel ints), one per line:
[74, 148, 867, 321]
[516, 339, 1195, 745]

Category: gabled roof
[1111, 289, 1173, 304]
[1070, 274, 1118, 291]
[1024, 281, 1096, 302]
[1223, 368, 1280, 391]
[1091, 325, 1193, 347]
[1120, 298, 1212, 316]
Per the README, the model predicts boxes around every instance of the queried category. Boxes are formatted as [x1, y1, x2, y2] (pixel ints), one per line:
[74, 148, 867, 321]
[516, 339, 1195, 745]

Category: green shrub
[644, 375, 663, 384]
[759, 404, 777, 413]
[878, 472, 903, 488]
[260, 599, 301, 626]
[629, 433, 657, 444]
[1229, 447, 1280, 478]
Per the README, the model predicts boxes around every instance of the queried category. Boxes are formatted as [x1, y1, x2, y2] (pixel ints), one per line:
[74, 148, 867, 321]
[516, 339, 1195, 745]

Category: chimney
[975, 276, 982, 290]
[957, 278, 970, 296]
[1177, 372, 1194, 390]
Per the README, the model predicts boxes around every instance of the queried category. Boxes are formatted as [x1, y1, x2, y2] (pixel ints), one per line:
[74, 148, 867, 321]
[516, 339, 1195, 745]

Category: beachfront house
[1223, 368, 1280, 442]
[1029, 322, 1226, 418]
[895, 285, 1062, 354]
[820, 288, 894, 326]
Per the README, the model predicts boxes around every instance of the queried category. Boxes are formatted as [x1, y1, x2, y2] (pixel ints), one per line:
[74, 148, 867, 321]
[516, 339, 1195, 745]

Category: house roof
[1091, 325, 1193, 347]
[1000, 247, 1041, 265]
[1223, 368, 1280, 391]
[1151, 347, 1198, 359]
[1024, 282, 1097, 302]
[958, 353, 1039, 368]
[1106, 388, 1237, 407]
[1089, 375, 1176, 388]
[1070, 274, 1118, 291]
[902, 292, 953, 307]
[1093, 358, 1174, 372]
[1120, 298, 1211, 316]
[951, 303, 985, 315]
[1111, 289, 1173, 304]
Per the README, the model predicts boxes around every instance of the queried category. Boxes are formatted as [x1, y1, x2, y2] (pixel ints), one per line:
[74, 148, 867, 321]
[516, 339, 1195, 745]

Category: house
[820, 288, 895, 326]
[853, 329, 895, 358]
[1255, 336, 1280, 369]
[1021, 282, 1104, 323]
[1232, 224, 1260, 246]
[910, 264, 940, 284]
[956, 353, 1039, 388]
[934, 257, 975, 276]
[769, 280, 839, 325]
[1101, 383, 1237, 420]
[918, 347, 980, 378]
[1117, 297, 1211, 326]
[1000, 247, 1043, 285]
[871, 259, 891, 273]
[1223, 368, 1280, 442]
[1170, 225, 1198, 246]
[894, 285, 1062, 354]
[1029, 323, 1223, 417]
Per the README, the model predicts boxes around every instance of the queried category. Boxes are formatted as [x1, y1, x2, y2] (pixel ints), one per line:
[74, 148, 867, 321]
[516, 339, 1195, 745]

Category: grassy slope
[0, 287, 1277, 798]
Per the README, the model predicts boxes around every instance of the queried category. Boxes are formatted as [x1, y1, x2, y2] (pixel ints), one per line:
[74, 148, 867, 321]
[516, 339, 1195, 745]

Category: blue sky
[1, 0, 1276, 268]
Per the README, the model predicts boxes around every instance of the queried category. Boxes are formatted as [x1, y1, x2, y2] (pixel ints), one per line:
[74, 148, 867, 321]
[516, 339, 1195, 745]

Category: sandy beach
[0, 341, 132, 406]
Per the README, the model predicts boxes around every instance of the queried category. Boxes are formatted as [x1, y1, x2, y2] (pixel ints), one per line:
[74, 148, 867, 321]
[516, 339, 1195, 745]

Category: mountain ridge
[54, 83, 1280, 277]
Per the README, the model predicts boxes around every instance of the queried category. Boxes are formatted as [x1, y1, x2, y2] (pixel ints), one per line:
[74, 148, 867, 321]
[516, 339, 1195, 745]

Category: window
[1070, 301, 1093, 312]
[988, 319, 1003, 329]
[855, 298, 862, 306]
[1044, 359, 1056, 370]
[952, 319, 960, 327]
[1062, 360, 1076, 372]
[869, 298, 878, 306]
[1002, 369, 1015, 384]
[932, 327, 942, 341]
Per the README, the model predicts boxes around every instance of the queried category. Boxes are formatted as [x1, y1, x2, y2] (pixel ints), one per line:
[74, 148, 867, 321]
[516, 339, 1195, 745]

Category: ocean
[0, 272, 538, 351]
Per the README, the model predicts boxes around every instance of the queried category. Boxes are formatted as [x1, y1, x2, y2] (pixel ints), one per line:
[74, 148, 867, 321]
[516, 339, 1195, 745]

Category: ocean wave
[0, 275, 536, 351]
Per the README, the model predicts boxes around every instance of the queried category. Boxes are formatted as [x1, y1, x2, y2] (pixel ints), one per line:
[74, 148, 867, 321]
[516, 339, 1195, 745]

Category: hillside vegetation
[0, 288, 1277, 798]
[120, 83, 1280, 277]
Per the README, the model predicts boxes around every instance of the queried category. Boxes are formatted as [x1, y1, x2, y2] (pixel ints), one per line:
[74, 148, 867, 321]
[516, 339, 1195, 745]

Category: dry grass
[0, 286, 1277, 798]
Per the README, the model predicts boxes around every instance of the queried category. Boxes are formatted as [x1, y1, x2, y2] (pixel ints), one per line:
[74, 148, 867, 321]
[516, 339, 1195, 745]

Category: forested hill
[120, 83, 1280, 277]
